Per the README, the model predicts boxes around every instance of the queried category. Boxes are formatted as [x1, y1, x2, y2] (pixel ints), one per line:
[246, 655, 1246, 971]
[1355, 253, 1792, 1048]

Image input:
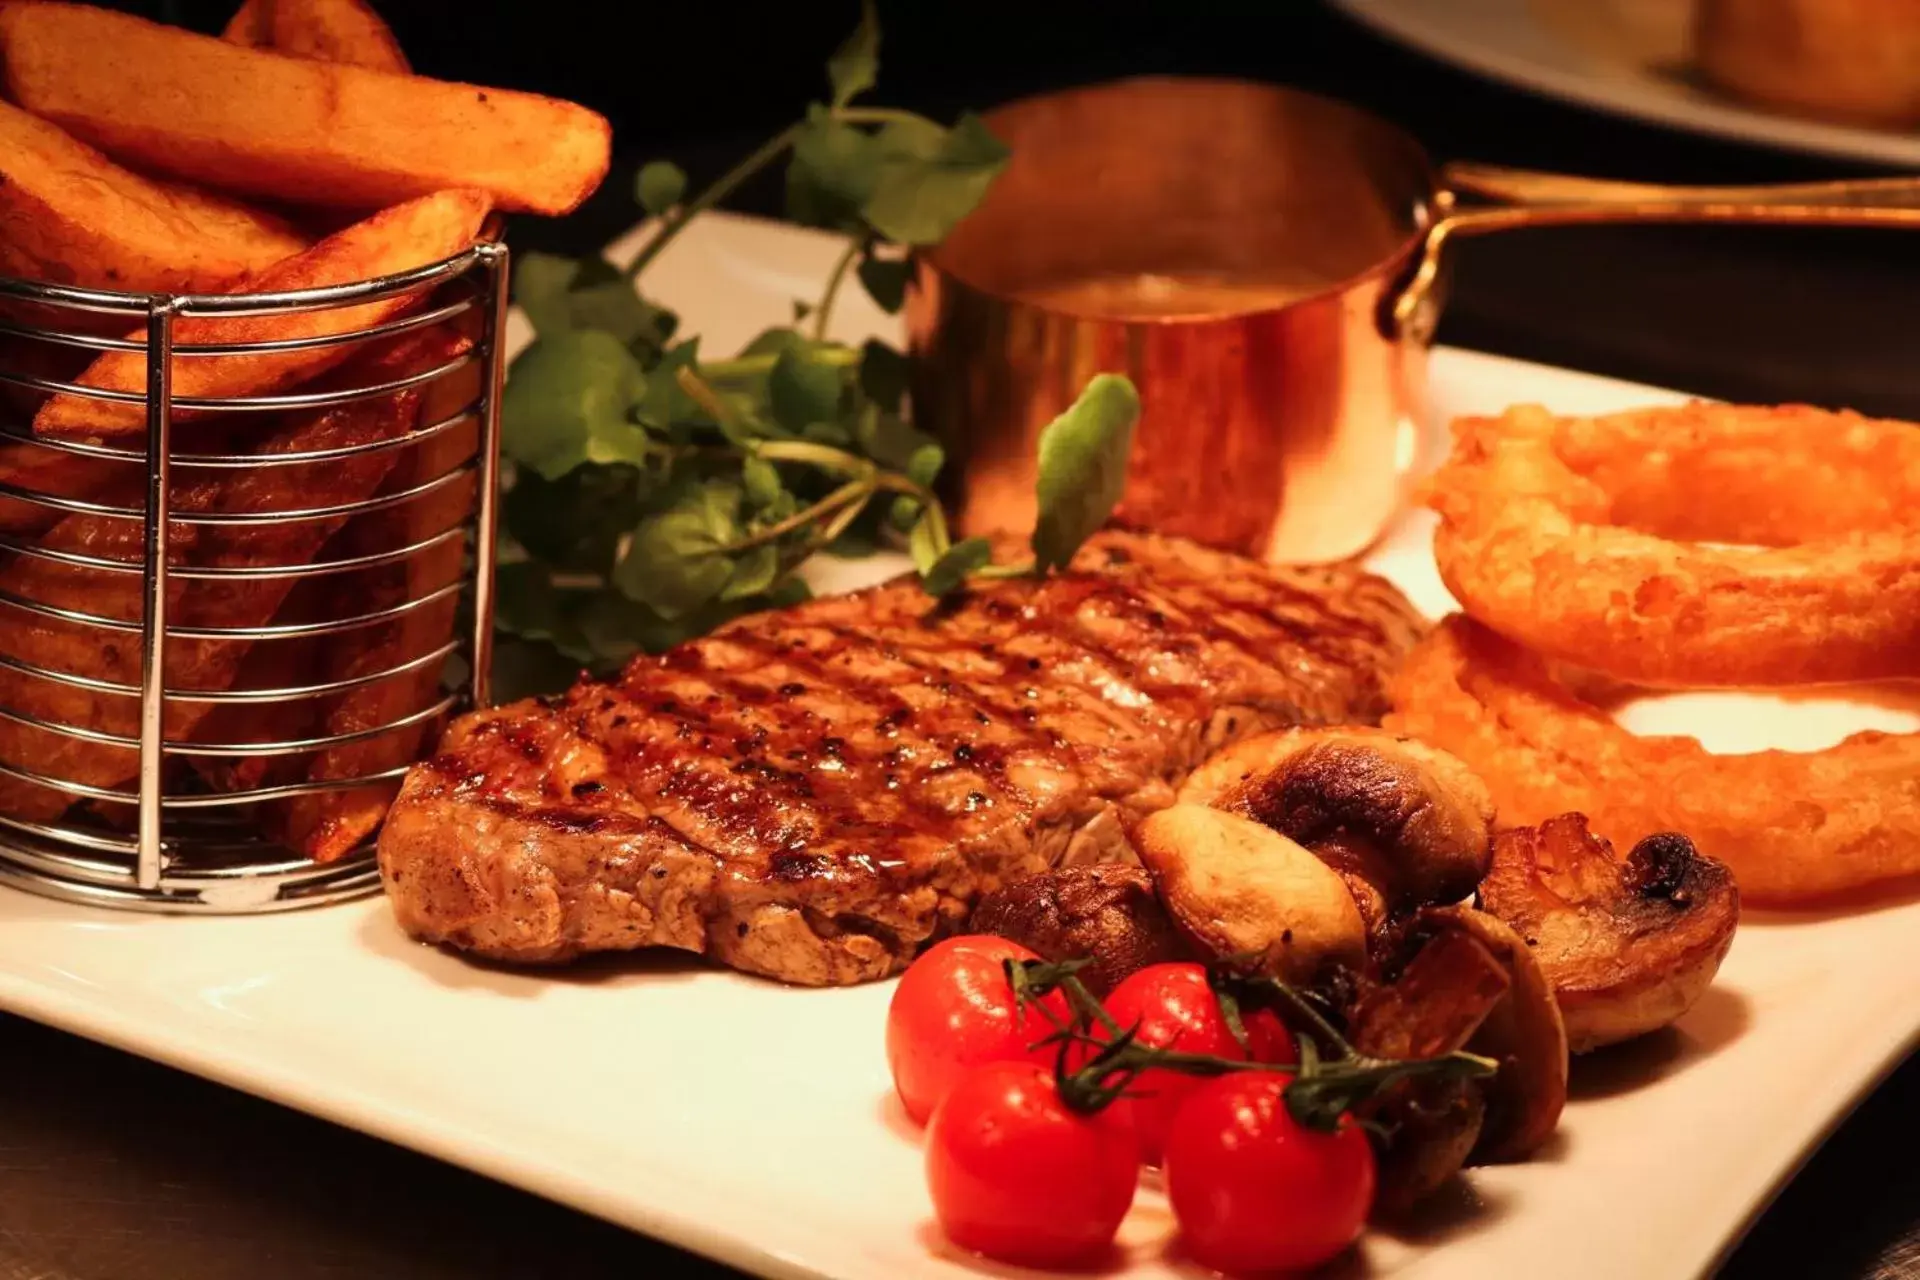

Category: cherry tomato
[1163, 1072, 1376, 1275]
[1098, 963, 1297, 1165]
[1239, 1005, 1299, 1070]
[925, 1061, 1140, 1268]
[886, 935, 1072, 1126]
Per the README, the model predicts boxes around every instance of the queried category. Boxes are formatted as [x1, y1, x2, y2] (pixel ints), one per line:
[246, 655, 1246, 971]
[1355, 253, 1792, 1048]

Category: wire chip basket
[0, 243, 507, 913]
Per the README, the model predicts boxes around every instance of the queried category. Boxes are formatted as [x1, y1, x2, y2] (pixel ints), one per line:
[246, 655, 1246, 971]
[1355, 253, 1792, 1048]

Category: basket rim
[0, 240, 505, 318]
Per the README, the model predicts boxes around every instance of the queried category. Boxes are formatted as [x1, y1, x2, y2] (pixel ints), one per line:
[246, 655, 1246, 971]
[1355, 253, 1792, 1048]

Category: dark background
[3, 3, 1917, 1278]
[132, 0, 1920, 414]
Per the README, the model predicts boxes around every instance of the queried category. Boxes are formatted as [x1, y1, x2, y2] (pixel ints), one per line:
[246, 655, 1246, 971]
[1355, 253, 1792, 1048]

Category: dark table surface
[5, 3, 1919, 1278]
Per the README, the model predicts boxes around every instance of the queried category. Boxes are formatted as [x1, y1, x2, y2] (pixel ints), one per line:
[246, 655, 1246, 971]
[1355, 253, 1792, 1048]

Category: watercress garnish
[493, 3, 1140, 697]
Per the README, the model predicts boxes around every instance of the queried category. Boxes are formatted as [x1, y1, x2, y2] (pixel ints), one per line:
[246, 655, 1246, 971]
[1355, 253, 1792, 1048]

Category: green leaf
[568, 258, 676, 355]
[500, 331, 652, 480]
[636, 160, 687, 214]
[576, 592, 682, 663]
[511, 253, 675, 355]
[906, 442, 944, 489]
[787, 105, 879, 229]
[613, 479, 743, 619]
[721, 544, 781, 601]
[741, 327, 803, 359]
[769, 345, 844, 432]
[512, 251, 578, 339]
[908, 508, 945, 575]
[767, 576, 814, 608]
[921, 535, 992, 597]
[1031, 373, 1142, 572]
[858, 340, 911, 414]
[887, 493, 922, 532]
[826, 0, 879, 109]
[634, 338, 703, 432]
[492, 561, 597, 664]
[801, 419, 852, 447]
[503, 465, 652, 576]
[861, 112, 1010, 245]
[871, 113, 948, 160]
[856, 253, 911, 313]
[856, 405, 937, 476]
[741, 455, 783, 510]
[759, 487, 799, 523]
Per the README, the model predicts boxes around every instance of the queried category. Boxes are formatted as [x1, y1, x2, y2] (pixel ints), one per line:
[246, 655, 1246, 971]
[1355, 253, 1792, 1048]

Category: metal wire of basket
[0, 243, 508, 913]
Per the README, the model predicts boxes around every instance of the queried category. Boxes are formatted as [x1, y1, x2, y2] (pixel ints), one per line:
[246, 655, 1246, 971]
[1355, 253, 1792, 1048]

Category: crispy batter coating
[1427, 403, 1920, 687]
[1385, 615, 1920, 903]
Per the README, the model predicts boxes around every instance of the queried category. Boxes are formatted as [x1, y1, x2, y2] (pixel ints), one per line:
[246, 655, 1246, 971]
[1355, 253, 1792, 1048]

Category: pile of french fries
[0, 0, 610, 862]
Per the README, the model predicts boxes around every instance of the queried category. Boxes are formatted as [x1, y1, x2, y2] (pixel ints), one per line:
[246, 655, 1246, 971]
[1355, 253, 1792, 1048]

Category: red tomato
[1098, 963, 1297, 1165]
[1163, 1072, 1376, 1275]
[1240, 1006, 1299, 1070]
[886, 935, 1072, 1126]
[925, 1061, 1140, 1268]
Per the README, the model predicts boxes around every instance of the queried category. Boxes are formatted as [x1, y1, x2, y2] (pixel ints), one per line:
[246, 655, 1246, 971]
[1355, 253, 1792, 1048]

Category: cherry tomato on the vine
[925, 1061, 1140, 1268]
[886, 935, 1072, 1126]
[1163, 1071, 1376, 1276]
[1098, 963, 1297, 1165]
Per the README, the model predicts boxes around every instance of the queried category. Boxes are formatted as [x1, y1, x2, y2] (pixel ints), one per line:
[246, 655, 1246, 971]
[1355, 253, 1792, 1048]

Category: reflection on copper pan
[909, 76, 1920, 565]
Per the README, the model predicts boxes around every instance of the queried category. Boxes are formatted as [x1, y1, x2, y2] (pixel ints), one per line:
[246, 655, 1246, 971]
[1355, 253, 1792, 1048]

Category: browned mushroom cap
[1180, 727, 1495, 932]
[1345, 920, 1510, 1216]
[1477, 814, 1740, 1054]
[1134, 805, 1368, 983]
[1420, 906, 1569, 1164]
[1340, 902, 1567, 1216]
[970, 864, 1192, 996]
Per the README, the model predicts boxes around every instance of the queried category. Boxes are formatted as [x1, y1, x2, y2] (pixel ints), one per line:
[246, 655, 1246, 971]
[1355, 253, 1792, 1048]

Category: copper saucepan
[905, 77, 1920, 564]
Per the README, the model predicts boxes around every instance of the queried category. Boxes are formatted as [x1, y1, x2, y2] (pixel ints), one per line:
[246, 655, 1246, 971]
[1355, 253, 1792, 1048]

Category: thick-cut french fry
[0, 440, 121, 538]
[0, 99, 307, 296]
[0, 5, 610, 216]
[31, 187, 490, 443]
[223, 0, 410, 73]
[0, 330, 454, 824]
[189, 323, 475, 812]
[271, 333, 481, 860]
[0, 334, 118, 538]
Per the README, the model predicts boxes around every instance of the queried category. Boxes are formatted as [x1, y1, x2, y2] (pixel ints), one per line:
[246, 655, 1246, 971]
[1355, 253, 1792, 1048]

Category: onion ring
[1427, 403, 1920, 687]
[1382, 614, 1920, 904]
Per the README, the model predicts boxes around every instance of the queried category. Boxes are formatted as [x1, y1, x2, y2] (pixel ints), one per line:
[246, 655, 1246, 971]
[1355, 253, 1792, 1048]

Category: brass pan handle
[1391, 161, 1920, 342]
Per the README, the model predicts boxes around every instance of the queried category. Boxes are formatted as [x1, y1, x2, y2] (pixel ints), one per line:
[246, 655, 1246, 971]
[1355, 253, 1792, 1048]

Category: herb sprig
[1007, 960, 1498, 1133]
[492, 2, 1140, 697]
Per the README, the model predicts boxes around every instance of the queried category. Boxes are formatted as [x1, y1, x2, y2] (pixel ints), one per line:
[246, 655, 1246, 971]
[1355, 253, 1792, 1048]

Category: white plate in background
[1334, 0, 1920, 168]
[0, 211, 1915, 1280]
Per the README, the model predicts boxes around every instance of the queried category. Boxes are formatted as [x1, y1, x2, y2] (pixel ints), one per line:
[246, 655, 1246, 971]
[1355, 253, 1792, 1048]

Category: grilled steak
[377, 529, 1425, 985]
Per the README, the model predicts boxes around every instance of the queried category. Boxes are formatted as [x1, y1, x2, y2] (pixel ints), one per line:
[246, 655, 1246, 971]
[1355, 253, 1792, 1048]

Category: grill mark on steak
[378, 529, 1428, 984]
[819, 597, 1207, 801]
[1122, 561, 1379, 682]
[720, 628, 1051, 814]
[802, 619, 1177, 825]
[595, 643, 997, 871]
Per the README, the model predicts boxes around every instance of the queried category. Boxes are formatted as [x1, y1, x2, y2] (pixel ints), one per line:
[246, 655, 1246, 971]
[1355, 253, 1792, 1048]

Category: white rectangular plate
[2, 212, 1915, 1280]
